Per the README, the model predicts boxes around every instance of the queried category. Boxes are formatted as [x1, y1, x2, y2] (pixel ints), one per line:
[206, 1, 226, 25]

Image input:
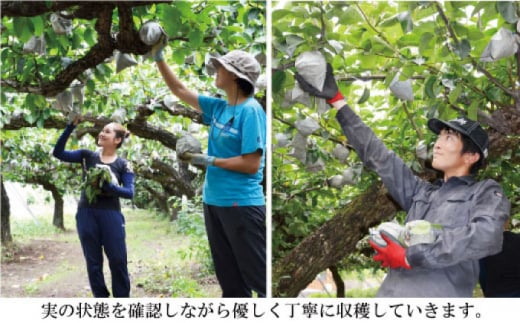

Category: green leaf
[485, 86, 502, 102]
[172, 48, 191, 65]
[36, 117, 44, 129]
[245, 8, 262, 26]
[84, 28, 97, 46]
[448, 84, 463, 105]
[424, 75, 438, 99]
[419, 32, 434, 55]
[86, 79, 96, 94]
[72, 32, 82, 49]
[398, 11, 413, 33]
[357, 87, 370, 104]
[339, 6, 363, 24]
[13, 17, 33, 43]
[379, 14, 399, 28]
[23, 110, 38, 124]
[467, 100, 479, 121]
[30, 16, 45, 36]
[272, 70, 287, 94]
[188, 29, 203, 48]
[272, 9, 292, 22]
[454, 39, 471, 59]
[176, 1, 198, 21]
[452, 22, 469, 38]
[372, 36, 395, 56]
[159, 6, 180, 36]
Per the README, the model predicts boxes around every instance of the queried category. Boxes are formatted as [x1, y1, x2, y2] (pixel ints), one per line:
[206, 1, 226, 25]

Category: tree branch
[273, 113, 347, 147]
[1, 1, 170, 18]
[0, 2, 169, 97]
[273, 183, 398, 297]
[151, 159, 195, 198]
[402, 101, 423, 141]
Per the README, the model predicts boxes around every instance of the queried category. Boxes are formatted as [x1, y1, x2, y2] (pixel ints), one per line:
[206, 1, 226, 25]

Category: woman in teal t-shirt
[153, 40, 266, 297]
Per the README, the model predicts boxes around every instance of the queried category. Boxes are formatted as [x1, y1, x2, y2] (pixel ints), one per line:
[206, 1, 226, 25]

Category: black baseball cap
[428, 117, 489, 159]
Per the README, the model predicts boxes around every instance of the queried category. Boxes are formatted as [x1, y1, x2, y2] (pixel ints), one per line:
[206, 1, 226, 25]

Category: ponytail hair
[111, 123, 130, 149]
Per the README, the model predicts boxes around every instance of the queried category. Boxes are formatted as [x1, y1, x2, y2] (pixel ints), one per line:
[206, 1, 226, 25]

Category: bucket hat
[428, 116, 489, 158]
[210, 50, 261, 88]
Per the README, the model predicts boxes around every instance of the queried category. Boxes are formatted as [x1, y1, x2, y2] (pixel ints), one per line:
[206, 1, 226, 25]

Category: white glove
[369, 221, 405, 247]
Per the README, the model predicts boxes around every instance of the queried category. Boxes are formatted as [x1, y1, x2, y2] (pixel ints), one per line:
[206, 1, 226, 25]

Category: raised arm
[156, 61, 200, 110]
[296, 64, 422, 211]
[52, 123, 87, 163]
[152, 35, 200, 110]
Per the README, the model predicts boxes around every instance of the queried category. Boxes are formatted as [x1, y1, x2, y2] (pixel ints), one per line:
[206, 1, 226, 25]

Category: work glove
[369, 231, 411, 270]
[180, 152, 216, 167]
[295, 63, 345, 104]
[151, 33, 168, 62]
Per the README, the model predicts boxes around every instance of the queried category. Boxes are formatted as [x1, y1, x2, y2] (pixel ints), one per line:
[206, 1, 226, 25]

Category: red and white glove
[369, 231, 411, 270]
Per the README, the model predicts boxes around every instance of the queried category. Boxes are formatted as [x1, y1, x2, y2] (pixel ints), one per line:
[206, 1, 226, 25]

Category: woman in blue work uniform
[151, 37, 266, 297]
[53, 116, 134, 297]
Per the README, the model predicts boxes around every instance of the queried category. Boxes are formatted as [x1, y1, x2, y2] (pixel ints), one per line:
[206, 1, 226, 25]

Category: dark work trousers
[76, 208, 130, 297]
[203, 204, 266, 297]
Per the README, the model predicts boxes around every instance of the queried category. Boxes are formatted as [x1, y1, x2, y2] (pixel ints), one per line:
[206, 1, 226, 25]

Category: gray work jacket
[336, 105, 510, 297]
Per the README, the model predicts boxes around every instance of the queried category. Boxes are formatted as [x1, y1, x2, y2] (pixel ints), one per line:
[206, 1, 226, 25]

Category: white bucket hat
[210, 50, 261, 88]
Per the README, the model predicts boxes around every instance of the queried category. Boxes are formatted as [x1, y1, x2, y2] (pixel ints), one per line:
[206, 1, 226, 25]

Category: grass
[123, 208, 218, 297]
[9, 215, 76, 243]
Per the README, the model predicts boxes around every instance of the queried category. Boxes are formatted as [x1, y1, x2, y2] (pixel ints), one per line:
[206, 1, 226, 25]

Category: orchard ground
[1, 182, 220, 297]
[2, 183, 435, 298]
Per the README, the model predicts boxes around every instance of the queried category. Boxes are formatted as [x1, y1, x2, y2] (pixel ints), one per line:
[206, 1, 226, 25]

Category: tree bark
[1, 1, 169, 18]
[272, 182, 399, 297]
[329, 265, 345, 298]
[1, 176, 13, 245]
[50, 188, 65, 231]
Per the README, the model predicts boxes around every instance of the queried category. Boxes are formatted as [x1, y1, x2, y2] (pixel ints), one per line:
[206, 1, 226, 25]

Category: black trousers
[203, 204, 266, 297]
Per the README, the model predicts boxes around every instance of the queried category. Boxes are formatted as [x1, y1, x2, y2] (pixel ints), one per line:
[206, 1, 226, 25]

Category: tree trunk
[29, 178, 66, 231]
[51, 189, 65, 230]
[272, 182, 399, 297]
[1, 177, 13, 244]
[329, 265, 345, 298]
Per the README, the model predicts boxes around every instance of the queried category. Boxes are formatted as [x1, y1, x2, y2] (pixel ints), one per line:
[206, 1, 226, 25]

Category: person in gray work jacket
[296, 64, 510, 297]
